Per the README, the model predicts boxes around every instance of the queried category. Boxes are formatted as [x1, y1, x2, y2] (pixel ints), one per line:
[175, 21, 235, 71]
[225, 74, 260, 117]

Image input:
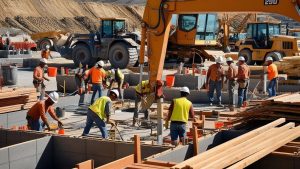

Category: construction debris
[275, 56, 300, 78]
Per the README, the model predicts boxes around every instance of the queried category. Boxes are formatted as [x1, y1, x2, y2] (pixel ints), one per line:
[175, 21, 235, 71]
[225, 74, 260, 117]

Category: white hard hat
[110, 69, 115, 74]
[216, 56, 224, 63]
[226, 57, 233, 62]
[180, 86, 190, 94]
[46, 45, 50, 49]
[97, 61, 105, 67]
[266, 57, 273, 62]
[48, 92, 59, 103]
[40, 58, 48, 64]
[110, 89, 119, 98]
[238, 56, 245, 61]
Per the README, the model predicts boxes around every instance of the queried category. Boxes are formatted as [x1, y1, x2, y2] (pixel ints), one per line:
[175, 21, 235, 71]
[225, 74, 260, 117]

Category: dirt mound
[74, 16, 98, 33]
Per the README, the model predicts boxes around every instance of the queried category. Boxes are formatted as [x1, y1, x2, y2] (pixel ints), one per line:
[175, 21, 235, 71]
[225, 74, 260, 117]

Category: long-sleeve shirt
[27, 101, 58, 123]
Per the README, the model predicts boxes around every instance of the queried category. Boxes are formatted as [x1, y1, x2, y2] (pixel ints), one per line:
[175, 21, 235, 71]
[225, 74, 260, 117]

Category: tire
[37, 38, 53, 50]
[109, 43, 138, 69]
[238, 49, 255, 65]
[265, 52, 283, 62]
[72, 44, 92, 67]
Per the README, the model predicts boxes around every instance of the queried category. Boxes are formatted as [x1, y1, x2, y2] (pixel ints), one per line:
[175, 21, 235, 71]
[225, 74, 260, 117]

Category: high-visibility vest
[89, 96, 111, 120]
[135, 80, 150, 94]
[116, 68, 124, 80]
[170, 97, 192, 123]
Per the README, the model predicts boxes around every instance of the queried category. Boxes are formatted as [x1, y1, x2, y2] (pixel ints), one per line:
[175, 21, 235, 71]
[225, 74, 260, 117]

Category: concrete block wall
[174, 74, 206, 90]
[56, 75, 77, 93]
[0, 111, 28, 129]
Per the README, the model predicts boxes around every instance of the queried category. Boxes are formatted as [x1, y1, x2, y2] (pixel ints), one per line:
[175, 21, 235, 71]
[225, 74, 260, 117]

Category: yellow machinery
[238, 21, 300, 65]
[30, 31, 70, 50]
[288, 28, 300, 37]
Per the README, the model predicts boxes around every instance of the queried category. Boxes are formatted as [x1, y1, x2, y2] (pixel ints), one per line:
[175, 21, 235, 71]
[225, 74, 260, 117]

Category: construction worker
[133, 80, 151, 126]
[26, 92, 63, 131]
[206, 56, 225, 107]
[33, 58, 49, 100]
[41, 45, 53, 59]
[167, 87, 194, 146]
[75, 64, 88, 106]
[85, 61, 106, 104]
[82, 90, 119, 138]
[265, 57, 278, 97]
[237, 56, 251, 108]
[225, 57, 238, 111]
[108, 68, 124, 99]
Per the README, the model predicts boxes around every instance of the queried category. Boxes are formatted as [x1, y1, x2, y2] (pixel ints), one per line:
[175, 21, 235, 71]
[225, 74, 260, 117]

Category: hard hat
[40, 58, 48, 64]
[110, 89, 119, 98]
[48, 92, 59, 103]
[216, 56, 224, 63]
[97, 61, 104, 67]
[226, 57, 233, 62]
[110, 69, 115, 74]
[180, 86, 190, 94]
[266, 57, 273, 62]
[46, 45, 50, 49]
[238, 56, 246, 61]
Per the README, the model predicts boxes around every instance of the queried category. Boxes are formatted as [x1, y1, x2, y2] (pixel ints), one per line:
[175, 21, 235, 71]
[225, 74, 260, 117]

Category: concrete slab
[9, 155, 37, 169]
[0, 163, 9, 169]
[0, 149, 9, 165]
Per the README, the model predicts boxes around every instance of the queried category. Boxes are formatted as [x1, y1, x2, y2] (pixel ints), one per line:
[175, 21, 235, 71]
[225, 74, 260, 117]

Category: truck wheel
[72, 44, 92, 66]
[38, 38, 53, 50]
[109, 43, 138, 69]
[265, 52, 283, 62]
[238, 49, 255, 65]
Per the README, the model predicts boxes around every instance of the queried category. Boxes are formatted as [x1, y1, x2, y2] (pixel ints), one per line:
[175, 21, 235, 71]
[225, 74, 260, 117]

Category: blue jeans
[238, 81, 249, 107]
[28, 119, 42, 131]
[268, 78, 277, 97]
[170, 122, 186, 141]
[82, 109, 108, 138]
[91, 84, 102, 104]
[208, 80, 222, 104]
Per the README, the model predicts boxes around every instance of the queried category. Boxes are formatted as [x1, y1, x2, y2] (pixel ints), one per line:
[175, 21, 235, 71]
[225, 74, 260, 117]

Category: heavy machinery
[238, 21, 300, 65]
[31, 18, 140, 69]
[287, 28, 300, 37]
[30, 31, 69, 50]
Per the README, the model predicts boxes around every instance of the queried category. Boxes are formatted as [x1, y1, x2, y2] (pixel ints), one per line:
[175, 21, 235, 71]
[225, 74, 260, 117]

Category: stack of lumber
[275, 56, 300, 77]
[228, 93, 300, 122]
[173, 118, 300, 169]
[0, 88, 37, 113]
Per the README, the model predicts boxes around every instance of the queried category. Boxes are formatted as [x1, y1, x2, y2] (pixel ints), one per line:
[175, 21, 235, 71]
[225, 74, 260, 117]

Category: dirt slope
[0, 0, 145, 34]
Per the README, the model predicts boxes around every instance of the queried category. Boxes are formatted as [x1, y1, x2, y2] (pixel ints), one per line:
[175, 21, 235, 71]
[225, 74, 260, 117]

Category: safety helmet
[216, 56, 224, 63]
[48, 92, 59, 103]
[226, 57, 233, 62]
[180, 86, 190, 94]
[46, 45, 50, 49]
[97, 61, 105, 67]
[266, 57, 273, 62]
[40, 58, 48, 64]
[238, 56, 246, 61]
[110, 89, 119, 98]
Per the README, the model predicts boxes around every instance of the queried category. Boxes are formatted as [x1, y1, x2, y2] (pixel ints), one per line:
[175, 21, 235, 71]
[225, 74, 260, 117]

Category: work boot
[217, 104, 224, 108]
[209, 103, 213, 106]
[132, 118, 137, 127]
[242, 101, 248, 108]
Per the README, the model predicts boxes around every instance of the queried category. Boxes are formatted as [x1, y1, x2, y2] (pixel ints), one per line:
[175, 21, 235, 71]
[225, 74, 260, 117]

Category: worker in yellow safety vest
[82, 89, 119, 138]
[133, 80, 151, 126]
[167, 87, 195, 146]
[107, 68, 124, 99]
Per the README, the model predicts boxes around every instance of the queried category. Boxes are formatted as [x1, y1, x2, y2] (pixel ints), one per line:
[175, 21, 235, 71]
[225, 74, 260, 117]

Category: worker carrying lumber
[75, 63, 88, 106]
[133, 80, 151, 126]
[237, 56, 251, 108]
[85, 61, 106, 104]
[41, 45, 53, 59]
[225, 57, 238, 111]
[206, 56, 225, 107]
[265, 57, 278, 97]
[33, 58, 50, 100]
[107, 68, 124, 99]
[26, 92, 63, 131]
[166, 87, 195, 146]
[82, 90, 119, 138]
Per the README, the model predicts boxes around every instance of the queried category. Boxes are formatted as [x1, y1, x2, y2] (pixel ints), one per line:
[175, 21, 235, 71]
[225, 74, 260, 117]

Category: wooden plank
[143, 160, 177, 167]
[192, 126, 199, 156]
[75, 160, 94, 169]
[134, 135, 141, 163]
[96, 154, 134, 169]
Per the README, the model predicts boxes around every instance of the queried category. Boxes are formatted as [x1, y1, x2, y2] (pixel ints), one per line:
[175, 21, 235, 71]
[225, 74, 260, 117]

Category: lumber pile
[275, 56, 300, 78]
[0, 88, 37, 113]
[173, 118, 300, 169]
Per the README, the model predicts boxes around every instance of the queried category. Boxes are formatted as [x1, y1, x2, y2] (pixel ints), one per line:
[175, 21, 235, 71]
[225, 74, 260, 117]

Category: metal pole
[263, 66, 267, 94]
[157, 98, 164, 145]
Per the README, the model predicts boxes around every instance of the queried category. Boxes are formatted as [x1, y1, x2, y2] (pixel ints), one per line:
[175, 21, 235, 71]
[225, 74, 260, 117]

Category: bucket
[58, 128, 65, 135]
[166, 75, 175, 87]
[48, 67, 57, 77]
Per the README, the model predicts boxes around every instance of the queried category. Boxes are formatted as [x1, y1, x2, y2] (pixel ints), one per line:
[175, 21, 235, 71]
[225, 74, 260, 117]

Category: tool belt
[33, 79, 45, 88]
[237, 79, 248, 89]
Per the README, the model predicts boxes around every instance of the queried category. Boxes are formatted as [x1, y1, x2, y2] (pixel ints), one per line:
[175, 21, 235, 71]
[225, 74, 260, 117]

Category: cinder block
[0, 130, 7, 148]
[125, 73, 149, 86]
[8, 140, 37, 161]
[86, 140, 115, 158]
[0, 163, 9, 169]
[0, 149, 9, 165]
[36, 153, 53, 169]
[36, 136, 52, 154]
[141, 145, 170, 159]
[54, 151, 85, 169]
[6, 132, 21, 146]
[174, 74, 206, 90]
[114, 142, 134, 159]
[86, 155, 113, 167]
[0, 114, 7, 128]
[53, 136, 86, 153]
[9, 155, 37, 169]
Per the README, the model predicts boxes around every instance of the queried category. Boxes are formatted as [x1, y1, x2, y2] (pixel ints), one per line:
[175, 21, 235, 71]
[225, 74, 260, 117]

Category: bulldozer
[238, 21, 300, 65]
[31, 18, 140, 69]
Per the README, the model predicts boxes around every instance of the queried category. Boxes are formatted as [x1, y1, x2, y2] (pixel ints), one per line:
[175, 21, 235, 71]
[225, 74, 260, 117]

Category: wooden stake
[192, 126, 199, 156]
[134, 135, 141, 163]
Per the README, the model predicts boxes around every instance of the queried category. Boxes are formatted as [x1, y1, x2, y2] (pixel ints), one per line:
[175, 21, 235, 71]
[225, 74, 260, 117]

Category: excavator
[139, 0, 300, 106]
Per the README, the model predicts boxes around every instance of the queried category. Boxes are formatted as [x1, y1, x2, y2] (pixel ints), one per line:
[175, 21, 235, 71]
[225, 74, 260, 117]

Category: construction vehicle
[138, 0, 300, 104]
[31, 18, 139, 69]
[30, 31, 69, 50]
[287, 28, 300, 37]
[238, 21, 300, 65]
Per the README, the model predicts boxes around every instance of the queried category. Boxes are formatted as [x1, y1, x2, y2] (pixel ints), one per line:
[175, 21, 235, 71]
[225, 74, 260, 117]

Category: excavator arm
[140, 0, 300, 98]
